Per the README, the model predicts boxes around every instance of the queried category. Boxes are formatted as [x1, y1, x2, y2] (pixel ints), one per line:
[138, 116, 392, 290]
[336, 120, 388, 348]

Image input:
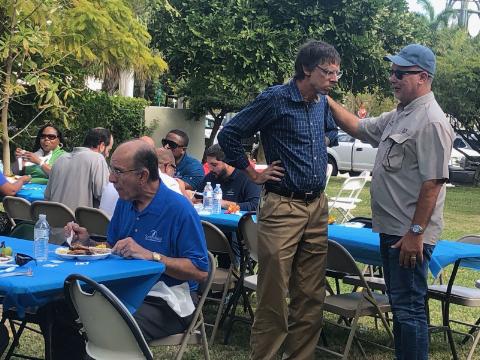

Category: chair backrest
[326, 240, 374, 295]
[201, 221, 236, 265]
[238, 212, 258, 262]
[75, 206, 111, 237]
[457, 235, 480, 245]
[2, 196, 32, 225]
[64, 274, 153, 360]
[30, 200, 75, 228]
[330, 176, 368, 207]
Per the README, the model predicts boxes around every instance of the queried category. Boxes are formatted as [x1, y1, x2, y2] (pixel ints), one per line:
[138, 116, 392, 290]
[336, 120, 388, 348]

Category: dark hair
[33, 124, 65, 152]
[168, 129, 189, 147]
[133, 145, 160, 182]
[82, 128, 111, 148]
[294, 40, 341, 80]
[205, 144, 225, 162]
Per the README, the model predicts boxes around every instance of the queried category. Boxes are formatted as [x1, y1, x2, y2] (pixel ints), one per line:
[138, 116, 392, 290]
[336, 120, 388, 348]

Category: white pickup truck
[327, 132, 377, 176]
[327, 132, 480, 183]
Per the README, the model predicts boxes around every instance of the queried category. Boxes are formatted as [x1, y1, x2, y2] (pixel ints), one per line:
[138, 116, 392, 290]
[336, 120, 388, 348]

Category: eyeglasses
[389, 69, 425, 80]
[15, 253, 37, 266]
[316, 66, 343, 79]
[40, 134, 58, 140]
[109, 165, 140, 176]
[160, 163, 176, 171]
[161, 138, 185, 149]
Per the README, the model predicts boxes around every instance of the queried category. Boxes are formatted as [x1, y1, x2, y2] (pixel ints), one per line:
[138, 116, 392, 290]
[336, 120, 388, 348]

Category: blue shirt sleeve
[0, 173, 8, 187]
[218, 89, 276, 169]
[325, 101, 338, 147]
[237, 180, 261, 211]
[180, 157, 205, 191]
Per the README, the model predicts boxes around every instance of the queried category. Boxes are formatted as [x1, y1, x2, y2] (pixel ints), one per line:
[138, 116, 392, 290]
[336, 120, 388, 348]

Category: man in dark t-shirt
[198, 144, 260, 211]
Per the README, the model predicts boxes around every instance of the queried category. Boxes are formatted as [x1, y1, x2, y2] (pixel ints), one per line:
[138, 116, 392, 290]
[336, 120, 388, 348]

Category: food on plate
[328, 215, 336, 224]
[0, 246, 12, 257]
[225, 204, 241, 214]
[57, 244, 111, 255]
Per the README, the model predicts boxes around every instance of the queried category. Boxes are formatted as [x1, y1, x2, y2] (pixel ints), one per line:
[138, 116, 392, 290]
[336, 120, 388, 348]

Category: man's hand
[112, 237, 152, 260]
[64, 222, 90, 245]
[247, 160, 285, 185]
[392, 232, 424, 268]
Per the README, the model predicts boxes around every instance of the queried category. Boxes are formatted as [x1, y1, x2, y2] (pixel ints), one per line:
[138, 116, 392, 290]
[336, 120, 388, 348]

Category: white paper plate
[0, 256, 13, 264]
[55, 247, 111, 261]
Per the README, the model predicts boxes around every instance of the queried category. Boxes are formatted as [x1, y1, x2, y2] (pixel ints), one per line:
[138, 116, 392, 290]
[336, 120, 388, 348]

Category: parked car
[449, 135, 480, 184]
[327, 131, 377, 176]
[327, 131, 480, 184]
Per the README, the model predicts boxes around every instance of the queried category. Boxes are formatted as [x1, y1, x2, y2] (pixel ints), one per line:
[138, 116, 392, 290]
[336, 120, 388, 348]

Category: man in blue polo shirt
[162, 129, 204, 190]
[198, 144, 261, 211]
[66, 139, 209, 341]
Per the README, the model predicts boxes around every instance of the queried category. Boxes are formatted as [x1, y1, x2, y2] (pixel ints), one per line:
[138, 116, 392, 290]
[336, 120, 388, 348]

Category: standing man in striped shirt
[218, 40, 340, 360]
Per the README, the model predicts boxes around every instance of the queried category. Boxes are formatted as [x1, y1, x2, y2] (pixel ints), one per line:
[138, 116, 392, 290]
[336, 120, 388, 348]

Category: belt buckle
[304, 191, 314, 201]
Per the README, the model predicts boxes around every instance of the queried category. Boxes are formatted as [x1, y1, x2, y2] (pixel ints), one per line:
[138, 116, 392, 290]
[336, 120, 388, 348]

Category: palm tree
[415, 0, 457, 30]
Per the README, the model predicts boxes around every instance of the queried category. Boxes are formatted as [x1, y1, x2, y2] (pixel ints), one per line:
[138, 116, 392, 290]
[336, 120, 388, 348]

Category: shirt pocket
[382, 133, 410, 172]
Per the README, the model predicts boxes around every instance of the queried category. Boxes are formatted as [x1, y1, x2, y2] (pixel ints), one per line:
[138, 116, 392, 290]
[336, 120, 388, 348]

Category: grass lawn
[3, 177, 480, 359]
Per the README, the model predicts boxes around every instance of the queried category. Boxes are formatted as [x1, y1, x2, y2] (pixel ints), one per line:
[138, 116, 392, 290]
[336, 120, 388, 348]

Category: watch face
[411, 225, 423, 234]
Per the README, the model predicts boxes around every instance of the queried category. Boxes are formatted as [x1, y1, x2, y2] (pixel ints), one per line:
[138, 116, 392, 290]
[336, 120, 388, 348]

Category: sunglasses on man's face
[40, 134, 58, 141]
[389, 69, 425, 80]
[161, 138, 184, 150]
[15, 253, 37, 266]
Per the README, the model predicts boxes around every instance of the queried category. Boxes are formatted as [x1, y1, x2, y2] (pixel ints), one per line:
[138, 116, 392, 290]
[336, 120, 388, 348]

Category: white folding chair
[328, 172, 369, 223]
[325, 163, 334, 194]
[31, 200, 76, 244]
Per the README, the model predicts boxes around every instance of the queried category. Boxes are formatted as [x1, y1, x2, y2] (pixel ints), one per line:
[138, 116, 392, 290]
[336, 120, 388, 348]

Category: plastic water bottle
[34, 214, 50, 261]
[203, 182, 213, 214]
[213, 184, 223, 214]
[0, 160, 3, 174]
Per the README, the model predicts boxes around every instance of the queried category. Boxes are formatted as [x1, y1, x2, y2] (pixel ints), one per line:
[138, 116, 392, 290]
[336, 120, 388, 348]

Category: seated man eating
[66, 139, 209, 342]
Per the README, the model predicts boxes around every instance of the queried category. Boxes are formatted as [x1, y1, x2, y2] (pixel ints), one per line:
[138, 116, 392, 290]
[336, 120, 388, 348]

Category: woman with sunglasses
[14, 124, 66, 184]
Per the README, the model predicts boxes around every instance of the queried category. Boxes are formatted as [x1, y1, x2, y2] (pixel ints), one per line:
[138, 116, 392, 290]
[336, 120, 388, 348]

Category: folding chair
[325, 163, 334, 193]
[428, 235, 480, 360]
[75, 206, 111, 240]
[64, 273, 153, 360]
[149, 251, 216, 359]
[317, 240, 393, 359]
[201, 221, 237, 345]
[31, 200, 76, 244]
[2, 196, 32, 227]
[222, 212, 257, 344]
[328, 173, 369, 223]
[30, 200, 75, 227]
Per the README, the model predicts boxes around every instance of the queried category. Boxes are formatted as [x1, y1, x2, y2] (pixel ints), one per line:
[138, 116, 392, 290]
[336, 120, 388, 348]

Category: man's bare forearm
[411, 179, 445, 230]
[327, 96, 361, 137]
[161, 256, 208, 283]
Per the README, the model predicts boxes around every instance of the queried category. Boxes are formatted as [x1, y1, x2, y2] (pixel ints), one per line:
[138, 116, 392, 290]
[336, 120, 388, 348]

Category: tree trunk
[1, 1, 17, 176]
[102, 66, 120, 95]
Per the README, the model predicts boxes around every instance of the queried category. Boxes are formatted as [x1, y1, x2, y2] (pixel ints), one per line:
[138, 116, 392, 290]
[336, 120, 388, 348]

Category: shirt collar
[287, 79, 322, 104]
[128, 181, 165, 216]
[397, 92, 435, 115]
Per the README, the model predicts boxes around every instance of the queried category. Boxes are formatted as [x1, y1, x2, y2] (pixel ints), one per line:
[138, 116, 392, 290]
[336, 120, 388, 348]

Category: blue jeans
[380, 233, 434, 360]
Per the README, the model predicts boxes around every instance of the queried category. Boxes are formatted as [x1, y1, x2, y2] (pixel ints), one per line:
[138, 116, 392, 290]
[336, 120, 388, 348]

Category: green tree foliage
[0, 0, 166, 173]
[433, 29, 480, 151]
[150, 0, 426, 148]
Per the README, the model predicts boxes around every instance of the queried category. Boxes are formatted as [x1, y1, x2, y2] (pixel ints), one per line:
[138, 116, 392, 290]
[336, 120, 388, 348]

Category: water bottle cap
[207, 181, 211, 185]
[39, 214, 47, 219]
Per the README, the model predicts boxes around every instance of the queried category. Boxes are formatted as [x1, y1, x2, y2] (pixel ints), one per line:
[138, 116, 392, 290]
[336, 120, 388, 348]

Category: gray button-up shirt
[357, 92, 454, 245]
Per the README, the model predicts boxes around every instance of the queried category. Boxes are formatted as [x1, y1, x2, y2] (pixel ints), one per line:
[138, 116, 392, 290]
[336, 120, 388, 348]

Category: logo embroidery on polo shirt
[145, 230, 162, 243]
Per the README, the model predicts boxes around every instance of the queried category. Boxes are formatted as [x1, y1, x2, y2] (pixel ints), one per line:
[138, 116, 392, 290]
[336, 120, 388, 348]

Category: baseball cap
[384, 44, 436, 76]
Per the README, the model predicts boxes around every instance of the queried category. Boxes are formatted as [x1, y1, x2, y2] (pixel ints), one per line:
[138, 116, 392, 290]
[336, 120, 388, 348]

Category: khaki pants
[250, 190, 328, 360]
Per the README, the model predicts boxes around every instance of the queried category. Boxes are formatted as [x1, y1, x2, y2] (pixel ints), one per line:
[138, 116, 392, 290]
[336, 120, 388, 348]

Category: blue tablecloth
[328, 224, 382, 266]
[430, 240, 480, 277]
[0, 236, 164, 317]
[16, 183, 46, 202]
[199, 211, 244, 231]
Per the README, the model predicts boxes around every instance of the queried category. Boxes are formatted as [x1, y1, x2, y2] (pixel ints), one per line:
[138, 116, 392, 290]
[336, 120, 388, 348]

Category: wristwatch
[410, 224, 424, 235]
[152, 252, 162, 262]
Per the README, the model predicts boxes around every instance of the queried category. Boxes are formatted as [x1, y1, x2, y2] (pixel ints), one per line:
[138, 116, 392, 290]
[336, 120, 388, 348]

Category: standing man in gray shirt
[45, 128, 113, 211]
[327, 44, 454, 360]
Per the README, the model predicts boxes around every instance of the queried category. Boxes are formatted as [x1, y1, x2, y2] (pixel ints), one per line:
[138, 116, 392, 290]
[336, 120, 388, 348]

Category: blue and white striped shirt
[218, 80, 337, 193]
